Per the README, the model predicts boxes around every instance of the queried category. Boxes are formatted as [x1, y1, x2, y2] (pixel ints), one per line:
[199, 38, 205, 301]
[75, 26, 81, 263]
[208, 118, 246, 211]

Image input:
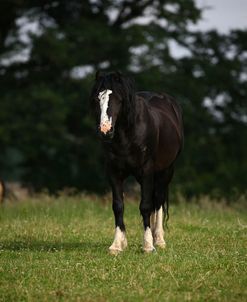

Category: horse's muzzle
[98, 126, 115, 140]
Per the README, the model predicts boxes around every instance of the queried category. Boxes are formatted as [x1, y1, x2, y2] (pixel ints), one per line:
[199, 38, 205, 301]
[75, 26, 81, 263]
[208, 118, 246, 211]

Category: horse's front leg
[108, 173, 127, 255]
[140, 173, 155, 253]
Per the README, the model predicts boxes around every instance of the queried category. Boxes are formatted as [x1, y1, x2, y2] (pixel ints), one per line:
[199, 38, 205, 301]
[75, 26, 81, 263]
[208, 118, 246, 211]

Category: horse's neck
[115, 97, 149, 146]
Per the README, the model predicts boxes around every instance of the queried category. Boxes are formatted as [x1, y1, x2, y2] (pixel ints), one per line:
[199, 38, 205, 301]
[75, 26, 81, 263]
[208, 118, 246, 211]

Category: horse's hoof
[122, 238, 128, 250]
[155, 241, 166, 249]
[109, 248, 122, 256]
[143, 247, 156, 253]
[154, 234, 166, 249]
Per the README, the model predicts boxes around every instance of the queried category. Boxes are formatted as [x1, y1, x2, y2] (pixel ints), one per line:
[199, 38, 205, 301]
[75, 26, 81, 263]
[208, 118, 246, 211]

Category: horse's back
[136, 91, 183, 136]
[137, 91, 184, 170]
[137, 91, 162, 102]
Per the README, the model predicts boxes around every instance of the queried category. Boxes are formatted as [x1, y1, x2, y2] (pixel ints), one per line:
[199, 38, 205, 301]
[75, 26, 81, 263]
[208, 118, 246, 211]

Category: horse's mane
[91, 71, 136, 128]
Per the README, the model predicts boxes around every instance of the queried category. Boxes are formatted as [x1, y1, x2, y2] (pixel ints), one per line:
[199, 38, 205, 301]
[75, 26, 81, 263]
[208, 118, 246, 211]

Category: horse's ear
[116, 70, 122, 78]
[95, 70, 104, 81]
[113, 70, 123, 82]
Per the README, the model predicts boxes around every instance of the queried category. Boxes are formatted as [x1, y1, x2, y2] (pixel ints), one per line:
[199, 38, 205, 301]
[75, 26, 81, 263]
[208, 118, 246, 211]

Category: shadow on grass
[0, 239, 150, 255]
[0, 239, 108, 252]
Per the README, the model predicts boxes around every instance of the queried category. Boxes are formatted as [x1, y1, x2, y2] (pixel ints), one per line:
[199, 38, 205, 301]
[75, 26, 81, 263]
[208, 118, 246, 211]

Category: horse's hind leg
[150, 211, 156, 235]
[153, 180, 166, 248]
[153, 167, 174, 248]
[139, 172, 156, 253]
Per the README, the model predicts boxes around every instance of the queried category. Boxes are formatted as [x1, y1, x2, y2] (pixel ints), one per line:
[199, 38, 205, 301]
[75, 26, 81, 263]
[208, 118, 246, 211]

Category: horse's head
[90, 71, 135, 140]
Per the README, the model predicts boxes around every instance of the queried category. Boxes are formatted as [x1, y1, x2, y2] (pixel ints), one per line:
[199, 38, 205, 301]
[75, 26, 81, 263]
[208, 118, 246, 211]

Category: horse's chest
[108, 145, 147, 170]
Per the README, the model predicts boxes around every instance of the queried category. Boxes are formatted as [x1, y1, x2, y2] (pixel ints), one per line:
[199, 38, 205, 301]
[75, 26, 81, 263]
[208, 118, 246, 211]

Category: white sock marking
[109, 227, 127, 252]
[156, 207, 163, 231]
[143, 227, 155, 252]
[154, 207, 166, 247]
[150, 212, 157, 233]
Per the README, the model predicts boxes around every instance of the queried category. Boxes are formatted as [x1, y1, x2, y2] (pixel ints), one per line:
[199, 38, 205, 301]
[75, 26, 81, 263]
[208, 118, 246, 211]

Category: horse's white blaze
[98, 89, 112, 134]
[143, 227, 155, 252]
[109, 227, 127, 253]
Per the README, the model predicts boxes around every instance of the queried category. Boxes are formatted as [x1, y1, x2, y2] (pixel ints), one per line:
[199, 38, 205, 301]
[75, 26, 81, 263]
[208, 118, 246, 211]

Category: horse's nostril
[100, 120, 112, 134]
[98, 127, 114, 139]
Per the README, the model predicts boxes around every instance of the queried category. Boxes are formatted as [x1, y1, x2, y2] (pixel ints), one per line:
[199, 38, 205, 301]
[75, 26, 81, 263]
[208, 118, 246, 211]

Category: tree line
[0, 0, 246, 197]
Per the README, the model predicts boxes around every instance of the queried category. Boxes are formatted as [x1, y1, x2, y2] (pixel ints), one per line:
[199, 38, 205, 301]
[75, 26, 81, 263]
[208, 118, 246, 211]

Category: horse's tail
[164, 185, 169, 227]
[152, 181, 169, 230]
[153, 165, 174, 228]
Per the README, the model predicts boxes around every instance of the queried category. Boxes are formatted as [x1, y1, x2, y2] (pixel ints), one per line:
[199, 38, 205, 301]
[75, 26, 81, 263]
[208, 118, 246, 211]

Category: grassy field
[0, 194, 246, 302]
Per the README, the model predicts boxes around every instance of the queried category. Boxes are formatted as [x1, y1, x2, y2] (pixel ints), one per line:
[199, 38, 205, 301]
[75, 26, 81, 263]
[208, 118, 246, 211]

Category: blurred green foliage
[0, 0, 246, 197]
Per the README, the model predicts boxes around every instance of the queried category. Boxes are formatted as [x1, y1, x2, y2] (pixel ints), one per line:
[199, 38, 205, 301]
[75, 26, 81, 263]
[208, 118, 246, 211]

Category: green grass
[0, 194, 246, 301]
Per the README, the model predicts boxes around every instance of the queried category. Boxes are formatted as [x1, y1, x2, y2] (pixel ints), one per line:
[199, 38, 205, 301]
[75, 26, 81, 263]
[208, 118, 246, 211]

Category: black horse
[90, 71, 183, 253]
